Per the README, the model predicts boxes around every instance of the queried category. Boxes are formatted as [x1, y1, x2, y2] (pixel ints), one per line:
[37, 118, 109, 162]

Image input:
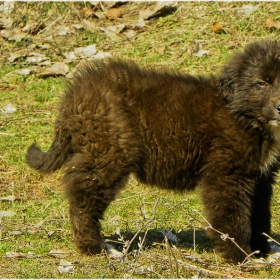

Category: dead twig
[130, 227, 150, 275]
[263, 232, 280, 247]
[122, 197, 159, 259]
[165, 237, 181, 278]
[0, 132, 15, 136]
[156, 252, 234, 278]
[191, 209, 253, 262]
[165, 236, 174, 278]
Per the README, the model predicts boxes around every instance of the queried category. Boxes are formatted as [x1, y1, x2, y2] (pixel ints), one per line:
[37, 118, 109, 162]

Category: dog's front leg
[250, 174, 273, 258]
[200, 174, 255, 263]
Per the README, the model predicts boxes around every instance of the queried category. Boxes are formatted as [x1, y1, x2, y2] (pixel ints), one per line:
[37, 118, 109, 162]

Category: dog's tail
[26, 132, 72, 174]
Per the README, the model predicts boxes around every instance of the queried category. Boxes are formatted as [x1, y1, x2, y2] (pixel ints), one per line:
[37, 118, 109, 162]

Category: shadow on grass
[105, 229, 280, 258]
[104, 228, 214, 254]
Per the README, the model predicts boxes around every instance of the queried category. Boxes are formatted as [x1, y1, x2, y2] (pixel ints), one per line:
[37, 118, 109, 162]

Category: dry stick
[165, 236, 175, 278]
[122, 197, 160, 259]
[37, 6, 70, 36]
[177, 247, 189, 277]
[157, 253, 233, 278]
[69, 3, 83, 21]
[130, 227, 150, 275]
[38, 15, 63, 35]
[115, 191, 160, 202]
[0, 216, 2, 240]
[193, 223, 196, 253]
[170, 246, 180, 278]
[166, 238, 226, 278]
[0, 133, 15, 136]
[188, 216, 197, 253]
[115, 194, 149, 202]
[191, 209, 253, 261]
[2, 113, 52, 126]
[165, 238, 180, 278]
[263, 232, 280, 247]
[241, 251, 261, 266]
[37, 10, 69, 58]
[140, 200, 148, 219]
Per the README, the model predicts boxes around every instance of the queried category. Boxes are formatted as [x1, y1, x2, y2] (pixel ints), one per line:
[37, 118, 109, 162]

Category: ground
[1, 2, 280, 278]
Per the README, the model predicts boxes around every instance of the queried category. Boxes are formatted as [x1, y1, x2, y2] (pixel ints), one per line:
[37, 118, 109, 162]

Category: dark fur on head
[219, 40, 280, 131]
[26, 40, 280, 263]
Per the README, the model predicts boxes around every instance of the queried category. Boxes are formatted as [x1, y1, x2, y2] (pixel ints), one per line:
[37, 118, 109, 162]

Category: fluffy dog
[26, 40, 280, 263]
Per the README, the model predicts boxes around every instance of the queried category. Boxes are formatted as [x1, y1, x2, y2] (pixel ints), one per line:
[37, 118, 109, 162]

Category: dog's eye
[257, 81, 268, 89]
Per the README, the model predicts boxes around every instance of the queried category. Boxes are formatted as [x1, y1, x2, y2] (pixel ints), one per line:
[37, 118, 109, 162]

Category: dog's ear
[217, 74, 235, 103]
[217, 51, 244, 104]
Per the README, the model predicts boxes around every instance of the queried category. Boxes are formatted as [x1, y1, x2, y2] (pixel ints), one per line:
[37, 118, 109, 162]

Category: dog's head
[218, 40, 280, 130]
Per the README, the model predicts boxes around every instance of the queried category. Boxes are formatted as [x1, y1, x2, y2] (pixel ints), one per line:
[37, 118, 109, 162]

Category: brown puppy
[26, 40, 280, 263]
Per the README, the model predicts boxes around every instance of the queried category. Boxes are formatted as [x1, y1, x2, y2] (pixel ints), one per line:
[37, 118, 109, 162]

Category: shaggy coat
[26, 40, 280, 263]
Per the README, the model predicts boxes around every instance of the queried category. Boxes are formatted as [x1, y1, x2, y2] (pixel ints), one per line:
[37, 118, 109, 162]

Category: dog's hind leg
[63, 152, 130, 255]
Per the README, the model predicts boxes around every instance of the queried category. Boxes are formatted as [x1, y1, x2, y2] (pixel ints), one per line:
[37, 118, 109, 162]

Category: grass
[1, 1, 280, 278]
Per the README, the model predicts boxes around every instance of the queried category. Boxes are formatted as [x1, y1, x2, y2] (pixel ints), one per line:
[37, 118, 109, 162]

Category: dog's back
[27, 59, 228, 191]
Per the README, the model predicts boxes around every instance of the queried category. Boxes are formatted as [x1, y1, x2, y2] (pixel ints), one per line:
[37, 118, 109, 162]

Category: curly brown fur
[26, 40, 280, 263]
